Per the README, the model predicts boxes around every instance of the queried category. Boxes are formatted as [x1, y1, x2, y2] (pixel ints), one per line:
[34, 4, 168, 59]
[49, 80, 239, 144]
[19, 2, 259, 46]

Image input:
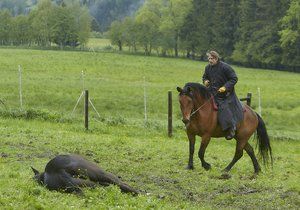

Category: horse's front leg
[186, 133, 195, 170]
[198, 135, 211, 170]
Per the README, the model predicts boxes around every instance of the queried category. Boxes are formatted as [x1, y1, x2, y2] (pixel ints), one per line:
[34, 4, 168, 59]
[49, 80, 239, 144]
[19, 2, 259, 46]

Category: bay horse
[176, 83, 272, 174]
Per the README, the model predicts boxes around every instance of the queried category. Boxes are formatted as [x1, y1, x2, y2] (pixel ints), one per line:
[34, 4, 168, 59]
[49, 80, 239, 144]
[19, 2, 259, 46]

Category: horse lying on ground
[31, 154, 138, 195]
[177, 83, 273, 174]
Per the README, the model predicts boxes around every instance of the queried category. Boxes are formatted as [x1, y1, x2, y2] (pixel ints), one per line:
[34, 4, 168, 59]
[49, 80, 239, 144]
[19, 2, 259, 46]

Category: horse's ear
[176, 87, 183, 93]
[31, 166, 40, 175]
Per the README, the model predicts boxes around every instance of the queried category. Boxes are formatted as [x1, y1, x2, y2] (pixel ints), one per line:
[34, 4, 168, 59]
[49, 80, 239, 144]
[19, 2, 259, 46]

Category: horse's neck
[194, 95, 210, 108]
[193, 95, 215, 118]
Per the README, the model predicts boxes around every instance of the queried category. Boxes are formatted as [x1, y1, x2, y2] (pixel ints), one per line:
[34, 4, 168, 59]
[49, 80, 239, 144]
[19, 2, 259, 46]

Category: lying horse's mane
[183, 82, 211, 100]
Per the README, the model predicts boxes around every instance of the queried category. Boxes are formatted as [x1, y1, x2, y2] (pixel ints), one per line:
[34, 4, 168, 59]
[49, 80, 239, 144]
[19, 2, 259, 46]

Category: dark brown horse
[31, 154, 138, 195]
[177, 83, 272, 174]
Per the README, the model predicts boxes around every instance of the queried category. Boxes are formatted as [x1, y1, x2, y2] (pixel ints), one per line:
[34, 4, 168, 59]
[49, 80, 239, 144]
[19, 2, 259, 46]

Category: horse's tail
[256, 113, 273, 167]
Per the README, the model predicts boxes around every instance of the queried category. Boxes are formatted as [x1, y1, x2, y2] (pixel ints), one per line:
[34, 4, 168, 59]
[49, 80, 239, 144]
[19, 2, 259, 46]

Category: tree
[108, 20, 124, 51]
[134, 0, 161, 55]
[211, 0, 239, 59]
[232, 0, 290, 68]
[49, 1, 91, 48]
[231, 0, 257, 65]
[69, 1, 91, 47]
[29, 0, 54, 47]
[0, 9, 12, 45]
[179, 0, 200, 58]
[180, 0, 214, 59]
[160, 0, 192, 57]
[50, 4, 77, 48]
[10, 15, 31, 45]
[122, 17, 138, 52]
[279, 0, 300, 67]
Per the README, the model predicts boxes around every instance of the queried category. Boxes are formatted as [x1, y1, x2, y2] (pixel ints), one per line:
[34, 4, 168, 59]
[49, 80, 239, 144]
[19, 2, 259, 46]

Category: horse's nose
[182, 118, 190, 125]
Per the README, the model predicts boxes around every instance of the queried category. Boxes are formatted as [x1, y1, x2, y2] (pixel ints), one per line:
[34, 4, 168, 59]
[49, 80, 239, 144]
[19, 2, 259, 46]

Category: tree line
[0, 0, 91, 48]
[108, 0, 300, 71]
[0, 0, 145, 33]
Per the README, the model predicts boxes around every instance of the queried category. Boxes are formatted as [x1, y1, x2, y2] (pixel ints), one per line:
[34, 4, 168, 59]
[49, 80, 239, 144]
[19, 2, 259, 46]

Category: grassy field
[0, 47, 299, 209]
[86, 38, 113, 51]
[0, 118, 299, 209]
[0, 48, 299, 139]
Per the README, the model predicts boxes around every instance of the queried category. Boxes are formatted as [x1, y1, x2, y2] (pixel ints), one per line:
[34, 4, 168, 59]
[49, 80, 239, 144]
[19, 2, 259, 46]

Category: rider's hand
[218, 86, 226, 93]
[204, 80, 210, 87]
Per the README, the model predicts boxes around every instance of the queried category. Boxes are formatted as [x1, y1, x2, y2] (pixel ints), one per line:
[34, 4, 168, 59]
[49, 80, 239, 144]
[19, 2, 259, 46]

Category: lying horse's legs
[223, 139, 246, 172]
[198, 135, 211, 170]
[244, 143, 261, 174]
[90, 170, 138, 194]
[186, 134, 195, 170]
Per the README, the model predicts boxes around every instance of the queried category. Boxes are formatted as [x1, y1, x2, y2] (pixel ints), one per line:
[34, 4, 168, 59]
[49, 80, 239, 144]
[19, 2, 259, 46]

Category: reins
[190, 96, 212, 117]
[190, 92, 217, 118]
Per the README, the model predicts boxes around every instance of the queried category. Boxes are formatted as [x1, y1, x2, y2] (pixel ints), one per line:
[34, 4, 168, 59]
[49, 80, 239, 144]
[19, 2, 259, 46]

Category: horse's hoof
[186, 165, 194, 170]
[250, 173, 259, 179]
[254, 168, 261, 175]
[202, 163, 211, 170]
[220, 173, 231, 179]
[222, 168, 229, 173]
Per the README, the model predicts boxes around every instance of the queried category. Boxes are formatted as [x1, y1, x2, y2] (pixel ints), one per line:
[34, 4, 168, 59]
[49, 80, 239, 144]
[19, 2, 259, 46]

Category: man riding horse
[202, 51, 243, 140]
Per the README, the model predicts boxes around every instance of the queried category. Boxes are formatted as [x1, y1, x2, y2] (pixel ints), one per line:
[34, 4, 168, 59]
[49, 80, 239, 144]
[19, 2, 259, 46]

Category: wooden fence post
[247, 92, 252, 106]
[84, 90, 89, 130]
[168, 91, 172, 137]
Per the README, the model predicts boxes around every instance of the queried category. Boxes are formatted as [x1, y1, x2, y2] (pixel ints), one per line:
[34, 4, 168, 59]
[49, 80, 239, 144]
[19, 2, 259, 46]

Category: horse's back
[236, 105, 258, 139]
[209, 104, 258, 139]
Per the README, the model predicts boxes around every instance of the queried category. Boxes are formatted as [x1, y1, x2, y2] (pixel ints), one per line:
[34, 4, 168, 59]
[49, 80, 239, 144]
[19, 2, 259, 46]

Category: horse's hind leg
[90, 170, 138, 194]
[223, 139, 246, 172]
[244, 143, 261, 174]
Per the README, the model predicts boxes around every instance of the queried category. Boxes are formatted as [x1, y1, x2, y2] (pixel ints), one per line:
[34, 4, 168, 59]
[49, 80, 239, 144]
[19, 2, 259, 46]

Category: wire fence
[0, 65, 183, 131]
[0, 65, 263, 134]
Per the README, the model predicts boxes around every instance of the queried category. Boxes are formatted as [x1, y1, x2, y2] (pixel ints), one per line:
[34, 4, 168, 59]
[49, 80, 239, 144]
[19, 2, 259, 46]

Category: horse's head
[177, 86, 194, 125]
[177, 83, 210, 126]
[31, 167, 45, 185]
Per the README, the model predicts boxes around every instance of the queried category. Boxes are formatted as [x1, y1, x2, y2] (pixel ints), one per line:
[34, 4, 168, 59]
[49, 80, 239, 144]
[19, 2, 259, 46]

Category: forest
[0, 0, 144, 32]
[109, 0, 300, 71]
[0, 0, 299, 71]
[0, 0, 91, 47]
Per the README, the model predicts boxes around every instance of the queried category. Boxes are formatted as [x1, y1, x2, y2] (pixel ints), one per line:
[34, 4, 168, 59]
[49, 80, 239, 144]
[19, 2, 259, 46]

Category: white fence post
[18, 65, 23, 110]
[258, 87, 262, 116]
[81, 70, 85, 92]
[144, 76, 147, 124]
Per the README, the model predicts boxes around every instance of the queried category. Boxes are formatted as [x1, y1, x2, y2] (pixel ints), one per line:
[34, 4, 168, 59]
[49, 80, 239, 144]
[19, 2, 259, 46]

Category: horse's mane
[183, 82, 211, 99]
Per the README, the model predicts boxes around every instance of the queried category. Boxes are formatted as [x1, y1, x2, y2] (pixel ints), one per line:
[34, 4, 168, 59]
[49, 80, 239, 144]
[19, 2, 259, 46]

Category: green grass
[86, 38, 114, 51]
[0, 47, 299, 209]
[0, 48, 299, 139]
[0, 118, 299, 209]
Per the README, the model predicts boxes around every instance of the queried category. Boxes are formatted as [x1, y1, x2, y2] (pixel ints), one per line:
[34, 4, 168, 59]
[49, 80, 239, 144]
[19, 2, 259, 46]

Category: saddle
[211, 96, 218, 111]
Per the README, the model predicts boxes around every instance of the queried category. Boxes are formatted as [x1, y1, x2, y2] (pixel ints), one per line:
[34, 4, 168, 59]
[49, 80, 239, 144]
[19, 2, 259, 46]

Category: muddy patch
[236, 186, 260, 195]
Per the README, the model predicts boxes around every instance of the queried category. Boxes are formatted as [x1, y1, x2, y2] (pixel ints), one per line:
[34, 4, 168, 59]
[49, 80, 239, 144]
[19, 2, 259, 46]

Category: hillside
[0, 0, 144, 32]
